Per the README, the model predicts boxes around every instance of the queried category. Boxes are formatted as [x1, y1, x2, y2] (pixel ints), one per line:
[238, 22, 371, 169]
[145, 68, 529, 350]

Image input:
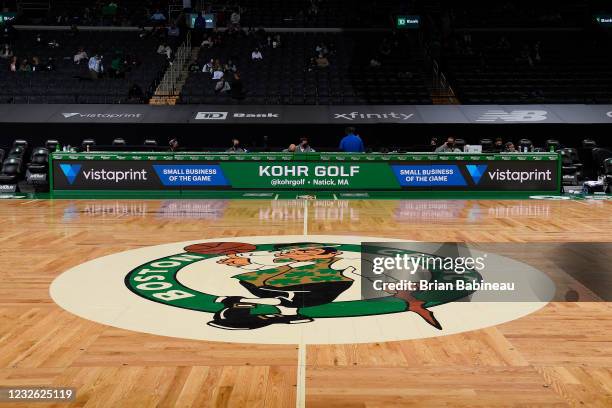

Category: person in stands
[297, 137, 315, 152]
[339, 127, 365, 153]
[226, 138, 247, 153]
[283, 144, 297, 152]
[88, 54, 103, 79]
[435, 136, 461, 153]
[251, 48, 263, 61]
[74, 47, 88, 64]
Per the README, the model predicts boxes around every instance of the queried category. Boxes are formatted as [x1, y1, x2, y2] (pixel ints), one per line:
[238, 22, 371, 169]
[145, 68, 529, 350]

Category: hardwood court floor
[0, 198, 610, 407]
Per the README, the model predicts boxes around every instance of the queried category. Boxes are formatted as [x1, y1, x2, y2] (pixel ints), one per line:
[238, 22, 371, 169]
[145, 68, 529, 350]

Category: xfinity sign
[333, 112, 415, 121]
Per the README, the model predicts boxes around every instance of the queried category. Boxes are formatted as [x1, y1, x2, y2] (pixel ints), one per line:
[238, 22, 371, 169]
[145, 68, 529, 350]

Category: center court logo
[50, 235, 553, 344]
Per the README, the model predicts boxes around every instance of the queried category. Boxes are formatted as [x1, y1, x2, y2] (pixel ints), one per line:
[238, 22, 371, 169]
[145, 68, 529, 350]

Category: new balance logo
[60, 164, 82, 185]
[62, 113, 80, 118]
[476, 110, 548, 122]
[466, 165, 487, 184]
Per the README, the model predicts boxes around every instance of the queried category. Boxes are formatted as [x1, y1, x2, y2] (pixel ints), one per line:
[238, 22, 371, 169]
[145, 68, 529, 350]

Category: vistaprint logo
[59, 164, 81, 184]
[61, 112, 143, 119]
[476, 110, 547, 122]
[466, 164, 487, 184]
[469, 166, 552, 184]
[60, 164, 148, 184]
[333, 112, 414, 121]
[607, 111, 612, 118]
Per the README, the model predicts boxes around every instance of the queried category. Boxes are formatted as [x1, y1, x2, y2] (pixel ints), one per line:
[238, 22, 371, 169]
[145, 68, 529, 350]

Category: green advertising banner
[51, 152, 561, 194]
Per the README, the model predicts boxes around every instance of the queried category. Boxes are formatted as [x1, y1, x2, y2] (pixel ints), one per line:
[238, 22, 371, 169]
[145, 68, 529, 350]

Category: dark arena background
[0, 1, 611, 407]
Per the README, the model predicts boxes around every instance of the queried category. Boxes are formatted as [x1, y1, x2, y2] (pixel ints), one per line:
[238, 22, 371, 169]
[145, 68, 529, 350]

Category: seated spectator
[202, 58, 213, 73]
[504, 142, 517, 153]
[283, 144, 297, 152]
[19, 58, 31, 72]
[435, 137, 461, 153]
[215, 77, 231, 93]
[167, 23, 180, 37]
[226, 138, 247, 153]
[88, 54, 103, 79]
[31, 56, 41, 72]
[9, 56, 17, 72]
[44, 57, 55, 71]
[150, 10, 167, 23]
[0, 44, 13, 59]
[169, 138, 179, 152]
[251, 48, 263, 61]
[369, 58, 381, 68]
[493, 137, 504, 151]
[315, 53, 329, 68]
[128, 83, 144, 103]
[230, 10, 241, 27]
[201, 36, 213, 48]
[224, 59, 237, 72]
[212, 67, 224, 80]
[157, 43, 172, 60]
[339, 127, 365, 153]
[315, 43, 328, 55]
[297, 137, 315, 153]
[74, 47, 88, 64]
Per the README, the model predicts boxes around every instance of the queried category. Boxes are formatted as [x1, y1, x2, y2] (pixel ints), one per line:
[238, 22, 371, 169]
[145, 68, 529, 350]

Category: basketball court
[1, 197, 610, 407]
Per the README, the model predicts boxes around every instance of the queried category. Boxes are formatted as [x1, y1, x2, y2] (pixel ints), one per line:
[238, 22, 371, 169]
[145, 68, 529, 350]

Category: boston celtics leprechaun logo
[124, 240, 484, 331]
[51, 236, 553, 344]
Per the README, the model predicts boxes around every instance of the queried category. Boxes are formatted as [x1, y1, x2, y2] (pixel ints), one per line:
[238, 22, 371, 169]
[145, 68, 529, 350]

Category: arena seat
[2, 30, 173, 104]
[144, 139, 158, 146]
[0, 158, 23, 184]
[582, 139, 597, 148]
[45, 140, 60, 152]
[27, 148, 49, 173]
[454, 138, 466, 151]
[559, 148, 578, 185]
[112, 138, 127, 146]
[519, 139, 533, 152]
[604, 158, 612, 193]
[479, 138, 493, 152]
[13, 140, 28, 149]
[546, 140, 560, 152]
[26, 148, 50, 188]
[82, 139, 96, 151]
[566, 148, 583, 180]
[179, 32, 431, 105]
[592, 148, 612, 177]
[8, 146, 26, 160]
